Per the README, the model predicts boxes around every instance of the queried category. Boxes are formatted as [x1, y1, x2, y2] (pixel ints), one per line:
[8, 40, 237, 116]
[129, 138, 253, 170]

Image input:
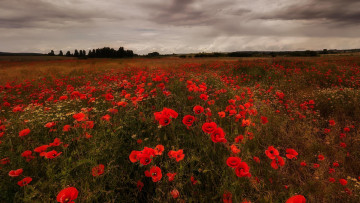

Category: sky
[1, 0, 360, 54]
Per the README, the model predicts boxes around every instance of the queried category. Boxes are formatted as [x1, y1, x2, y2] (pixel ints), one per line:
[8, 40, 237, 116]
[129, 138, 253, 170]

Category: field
[1, 55, 360, 202]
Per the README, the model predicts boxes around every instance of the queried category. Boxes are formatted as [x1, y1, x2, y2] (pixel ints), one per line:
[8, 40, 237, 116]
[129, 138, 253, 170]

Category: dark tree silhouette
[58, 50, 63, 56]
[48, 50, 55, 56]
[74, 49, 79, 57]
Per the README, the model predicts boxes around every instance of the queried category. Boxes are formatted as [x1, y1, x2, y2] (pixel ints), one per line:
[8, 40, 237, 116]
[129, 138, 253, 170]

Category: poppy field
[1, 56, 360, 202]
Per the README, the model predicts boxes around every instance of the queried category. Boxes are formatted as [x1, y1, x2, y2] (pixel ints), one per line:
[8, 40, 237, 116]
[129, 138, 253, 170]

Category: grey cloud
[0, 0, 122, 28]
[258, 0, 360, 25]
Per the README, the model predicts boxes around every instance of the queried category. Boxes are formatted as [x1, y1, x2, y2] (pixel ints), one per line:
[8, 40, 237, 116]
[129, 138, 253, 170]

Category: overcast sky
[1, 0, 360, 54]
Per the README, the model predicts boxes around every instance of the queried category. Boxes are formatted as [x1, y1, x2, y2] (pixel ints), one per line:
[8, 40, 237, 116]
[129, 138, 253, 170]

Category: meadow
[0, 55, 360, 202]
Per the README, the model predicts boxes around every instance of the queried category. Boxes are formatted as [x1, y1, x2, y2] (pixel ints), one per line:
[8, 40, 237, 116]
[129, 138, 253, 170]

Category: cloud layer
[1, 0, 359, 54]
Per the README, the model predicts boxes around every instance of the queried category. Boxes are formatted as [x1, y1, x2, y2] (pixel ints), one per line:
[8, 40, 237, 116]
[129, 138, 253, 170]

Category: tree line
[48, 47, 136, 58]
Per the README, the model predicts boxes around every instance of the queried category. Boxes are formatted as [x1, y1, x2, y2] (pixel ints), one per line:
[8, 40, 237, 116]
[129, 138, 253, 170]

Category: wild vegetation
[0, 55, 359, 202]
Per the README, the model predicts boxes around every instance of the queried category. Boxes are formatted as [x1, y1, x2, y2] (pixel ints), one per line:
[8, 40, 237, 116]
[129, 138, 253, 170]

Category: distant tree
[48, 50, 55, 56]
[65, 51, 71, 57]
[74, 49, 79, 57]
[147, 52, 160, 57]
[58, 50, 63, 56]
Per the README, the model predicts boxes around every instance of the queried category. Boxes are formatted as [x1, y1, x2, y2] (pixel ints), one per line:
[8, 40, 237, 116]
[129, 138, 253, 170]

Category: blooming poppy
[211, 128, 227, 143]
[129, 150, 140, 163]
[170, 189, 179, 199]
[167, 172, 176, 182]
[265, 146, 279, 159]
[190, 176, 198, 185]
[56, 187, 79, 203]
[286, 148, 298, 159]
[235, 162, 251, 177]
[137, 180, 144, 191]
[149, 166, 162, 182]
[168, 149, 185, 162]
[19, 128, 30, 137]
[226, 157, 242, 168]
[17, 177, 32, 187]
[230, 144, 240, 154]
[182, 115, 196, 127]
[193, 105, 204, 114]
[271, 156, 285, 169]
[45, 150, 62, 159]
[73, 112, 85, 121]
[339, 179, 347, 186]
[286, 195, 306, 203]
[154, 145, 164, 155]
[92, 164, 105, 177]
[63, 125, 71, 132]
[202, 122, 217, 134]
[49, 138, 63, 147]
[223, 191, 232, 203]
[261, 116, 268, 124]
[44, 122, 56, 128]
[21, 150, 35, 162]
[9, 169, 23, 177]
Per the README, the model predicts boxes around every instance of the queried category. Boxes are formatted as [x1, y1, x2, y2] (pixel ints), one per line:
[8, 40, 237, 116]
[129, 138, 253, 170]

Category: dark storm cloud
[0, 0, 121, 28]
[1, 0, 360, 54]
[258, 0, 360, 25]
[142, 0, 227, 26]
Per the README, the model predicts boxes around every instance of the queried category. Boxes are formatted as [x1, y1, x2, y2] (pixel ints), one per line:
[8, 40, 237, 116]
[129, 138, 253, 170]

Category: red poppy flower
[34, 145, 49, 155]
[235, 162, 251, 177]
[211, 127, 227, 143]
[318, 154, 325, 161]
[0, 157, 10, 165]
[21, 150, 35, 162]
[230, 144, 240, 154]
[193, 105, 204, 114]
[190, 176, 198, 185]
[17, 177, 32, 187]
[73, 112, 85, 121]
[154, 145, 164, 155]
[286, 148, 298, 159]
[45, 150, 62, 159]
[49, 138, 63, 147]
[265, 146, 279, 159]
[218, 111, 226, 118]
[271, 156, 285, 169]
[226, 157, 242, 168]
[261, 116, 268, 124]
[329, 177, 336, 183]
[253, 156, 260, 163]
[168, 149, 185, 162]
[223, 191, 232, 203]
[200, 94, 208, 101]
[9, 168, 23, 177]
[92, 164, 105, 177]
[167, 172, 176, 182]
[339, 179, 347, 186]
[149, 166, 162, 182]
[202, 122, 217, 134]
[44, 122, 56, 128]
[170, 189, 179, 199]
[129, 150, 140, 163]
[137, 180, 144, 191]
[101, 114, 111, 121]
[329, 119, 336, 126]
[182, 115, 196, 127]
[63, 125, 71, 132]
[19, 128, 30, 137]
[286, 195, 306, 203]
[138, 153, 152, 165]
[56, 187, 79, 203]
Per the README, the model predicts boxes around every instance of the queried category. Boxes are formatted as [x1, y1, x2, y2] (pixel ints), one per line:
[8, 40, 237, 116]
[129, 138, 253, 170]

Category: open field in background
[0, 55, 360, 202]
